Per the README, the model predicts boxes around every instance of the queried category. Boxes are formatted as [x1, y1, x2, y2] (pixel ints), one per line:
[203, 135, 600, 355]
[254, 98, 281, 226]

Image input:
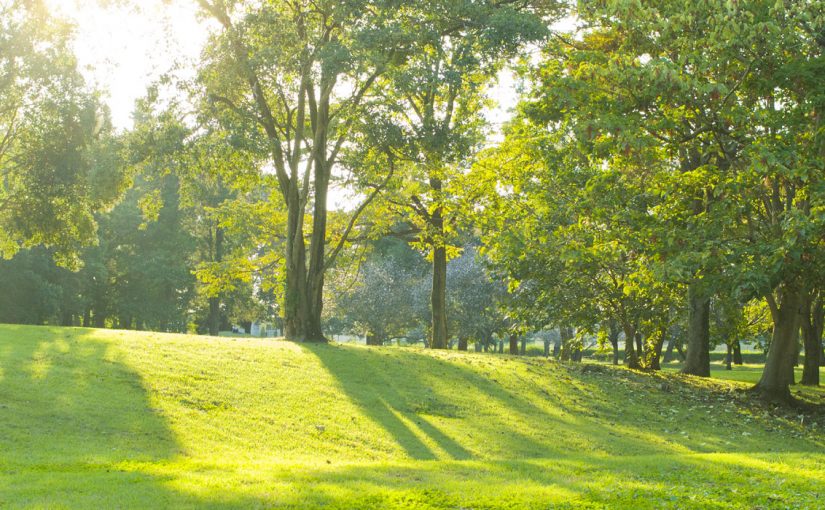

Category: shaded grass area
[0, 324, 823, 509]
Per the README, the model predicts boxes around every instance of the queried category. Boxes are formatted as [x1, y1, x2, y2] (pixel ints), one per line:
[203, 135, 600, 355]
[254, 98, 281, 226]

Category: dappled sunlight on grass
[1, 325, 823, 508]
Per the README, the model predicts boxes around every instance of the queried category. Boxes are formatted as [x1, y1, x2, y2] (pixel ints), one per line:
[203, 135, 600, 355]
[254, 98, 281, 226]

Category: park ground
[0, 324, 823, 509]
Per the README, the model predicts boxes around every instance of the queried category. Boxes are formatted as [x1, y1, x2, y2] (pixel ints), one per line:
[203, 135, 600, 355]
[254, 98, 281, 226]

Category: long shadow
[301, 344, 471, 460]
[0, 325, 189, 505]
[303, 344, 618, 461]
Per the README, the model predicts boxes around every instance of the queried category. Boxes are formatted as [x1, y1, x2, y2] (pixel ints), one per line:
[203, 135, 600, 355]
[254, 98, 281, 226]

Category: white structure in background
[250, 322, 281, 337]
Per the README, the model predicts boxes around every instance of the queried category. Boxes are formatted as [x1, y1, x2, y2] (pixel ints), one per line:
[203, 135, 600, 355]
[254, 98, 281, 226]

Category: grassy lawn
[0, 324, 823, 509]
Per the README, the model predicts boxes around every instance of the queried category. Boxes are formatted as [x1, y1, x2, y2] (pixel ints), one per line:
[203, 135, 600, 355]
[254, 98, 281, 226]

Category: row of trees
[2, 0, 823, 405]
[473, 0, 825, 402]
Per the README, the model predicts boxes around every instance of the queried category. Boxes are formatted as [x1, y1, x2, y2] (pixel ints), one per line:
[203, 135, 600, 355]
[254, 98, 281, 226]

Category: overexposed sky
[44, 2, 566, 135]
[45, 0, 208, 131]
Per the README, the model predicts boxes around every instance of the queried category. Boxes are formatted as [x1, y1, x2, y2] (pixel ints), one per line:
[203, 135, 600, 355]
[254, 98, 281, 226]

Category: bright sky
[44, 1, 534, 134]
[45, 0, 208, 131]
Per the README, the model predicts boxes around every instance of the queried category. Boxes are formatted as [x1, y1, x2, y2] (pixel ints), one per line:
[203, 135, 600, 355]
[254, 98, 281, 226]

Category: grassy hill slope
[0, 324, 823, 509]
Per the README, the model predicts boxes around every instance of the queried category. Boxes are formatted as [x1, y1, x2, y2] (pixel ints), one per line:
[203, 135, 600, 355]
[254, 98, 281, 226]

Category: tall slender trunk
[430, 190, 448, 349]
[682, 283, 710, 376]
[208, 226, 224, 337]
[725, 344, 733, 371]
[801, 293, 823, 386]
[755, 284, 803, 402]
[609, 319, 620, 366]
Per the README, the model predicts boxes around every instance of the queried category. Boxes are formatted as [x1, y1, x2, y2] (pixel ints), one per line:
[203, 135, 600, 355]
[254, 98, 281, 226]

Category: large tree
[193, 0, 407, 341]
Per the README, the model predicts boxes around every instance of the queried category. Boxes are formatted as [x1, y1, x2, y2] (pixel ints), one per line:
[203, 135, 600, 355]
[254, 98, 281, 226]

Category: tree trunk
[305, 148, 331, 343]
[520, 337, 527, 355]
[646, 326, 666, 371]
[208, 226, 224, 336]
[544, 339, 550, 357]
[458, 337, 468, 351]
[430, 200, 448, 349]
[609, 319, 620, 366]
[622, 323, 641, 369]
[366, 333, 383, 346]
[682, 283, 711, 376]
[552, 336, 561, 358]
[283, 191, 309, 340]
[725, 344, 733, 371]
[733, 339, 743, 365]
[663, 336, 676, 363]
[498, 339, 504, 354]
[509, 334, 519, 355]
[801, 293, 823, 386]
[755, 285, 803, 402]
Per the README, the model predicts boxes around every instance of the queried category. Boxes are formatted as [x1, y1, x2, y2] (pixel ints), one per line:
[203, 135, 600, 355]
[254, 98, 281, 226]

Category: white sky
[45, 0, 208, 131]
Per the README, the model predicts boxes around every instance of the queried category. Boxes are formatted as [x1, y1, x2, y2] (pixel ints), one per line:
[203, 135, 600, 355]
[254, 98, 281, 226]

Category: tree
[0, 0, 124, 265]
[194, 0, 409, 341]
[369, 0, 551, 349]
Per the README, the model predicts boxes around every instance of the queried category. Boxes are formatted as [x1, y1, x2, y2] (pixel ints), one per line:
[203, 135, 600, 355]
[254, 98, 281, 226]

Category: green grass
[1, 325, 823, 509]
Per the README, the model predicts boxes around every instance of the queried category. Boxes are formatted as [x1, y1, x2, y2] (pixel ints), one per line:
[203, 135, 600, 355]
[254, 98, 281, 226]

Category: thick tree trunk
[622, 323, 641, 369]
[682, 283, 711, 376]
[283, 193, 309, 340]
[498, 339, 504, 353]
[553, 336, 561, 358]
[509, 334, 519, 355]
[520, 337, 527, 355]
[733, 339, 743, 365]
[801, 294, 823, 386]
[458, 337, 468, 351]
[755, 285, 803, 402]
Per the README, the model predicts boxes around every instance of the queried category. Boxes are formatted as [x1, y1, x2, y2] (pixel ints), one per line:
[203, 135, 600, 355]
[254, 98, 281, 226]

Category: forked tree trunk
[755, 285, 803, 402]
[682, 283, 710, 376]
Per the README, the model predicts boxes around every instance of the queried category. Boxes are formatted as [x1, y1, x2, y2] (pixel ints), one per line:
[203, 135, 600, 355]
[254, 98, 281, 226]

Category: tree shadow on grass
[301, 344, 679, 461]
[0, 325, 188, 506]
